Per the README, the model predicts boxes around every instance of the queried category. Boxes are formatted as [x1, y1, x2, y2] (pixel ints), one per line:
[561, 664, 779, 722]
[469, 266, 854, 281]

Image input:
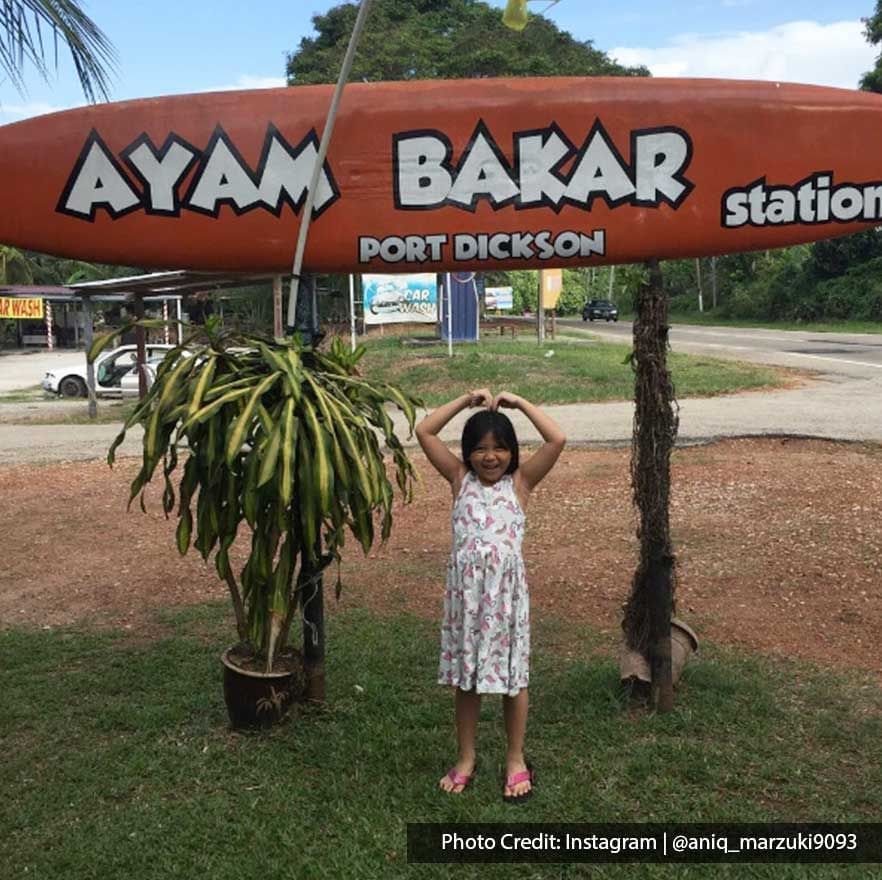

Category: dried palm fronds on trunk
[622, 259, 679, 711]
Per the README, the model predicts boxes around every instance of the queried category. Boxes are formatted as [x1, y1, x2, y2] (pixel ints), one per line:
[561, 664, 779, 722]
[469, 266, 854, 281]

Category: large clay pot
[221, 647, 304, 729]
[619, 617, 699, 692]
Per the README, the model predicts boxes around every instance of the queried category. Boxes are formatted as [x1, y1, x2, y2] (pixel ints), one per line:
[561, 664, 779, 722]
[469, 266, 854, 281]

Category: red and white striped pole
[45, 300, 53, 351]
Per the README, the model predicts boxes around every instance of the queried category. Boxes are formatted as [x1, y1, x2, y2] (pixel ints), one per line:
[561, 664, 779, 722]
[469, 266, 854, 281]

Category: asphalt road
[557, 318, 882, 379]
[1, 322, 881, 464]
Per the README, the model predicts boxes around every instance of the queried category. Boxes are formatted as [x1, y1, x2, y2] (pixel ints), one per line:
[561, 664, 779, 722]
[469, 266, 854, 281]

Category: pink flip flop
[502, 761, 534, 804]
[443, 766, 477, 793]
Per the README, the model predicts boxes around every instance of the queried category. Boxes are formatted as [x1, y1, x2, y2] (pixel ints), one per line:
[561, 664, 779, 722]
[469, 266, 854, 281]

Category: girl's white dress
[438, 471, 530, 696]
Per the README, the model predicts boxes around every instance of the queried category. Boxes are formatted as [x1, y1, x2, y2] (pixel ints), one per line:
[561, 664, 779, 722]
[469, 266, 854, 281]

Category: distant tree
[0, 245, 34, 284]
[861, 2, 882, 91]
[1, 1, 116, 102]
[287, 0, 647, 84]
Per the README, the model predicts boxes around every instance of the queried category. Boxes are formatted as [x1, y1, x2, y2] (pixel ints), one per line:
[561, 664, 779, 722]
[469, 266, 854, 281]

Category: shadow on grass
[1, 605, 879, 879]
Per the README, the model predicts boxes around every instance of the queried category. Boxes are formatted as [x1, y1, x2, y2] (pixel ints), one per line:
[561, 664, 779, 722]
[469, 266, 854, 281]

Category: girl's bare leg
[503, 688, 531, 797]
[439, 687, 481, 792]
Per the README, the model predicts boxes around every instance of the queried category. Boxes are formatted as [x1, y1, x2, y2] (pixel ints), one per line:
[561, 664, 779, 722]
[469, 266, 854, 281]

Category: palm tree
[0, 245, 34, 284]
[1, 1, 116, 102]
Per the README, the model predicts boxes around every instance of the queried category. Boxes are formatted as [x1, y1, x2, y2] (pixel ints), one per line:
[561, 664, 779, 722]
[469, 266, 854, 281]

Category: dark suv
[582, 299, 619, 322]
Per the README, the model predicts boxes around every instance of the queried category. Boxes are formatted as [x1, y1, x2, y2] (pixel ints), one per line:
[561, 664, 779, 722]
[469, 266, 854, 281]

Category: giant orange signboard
[0, 78, 879, 273]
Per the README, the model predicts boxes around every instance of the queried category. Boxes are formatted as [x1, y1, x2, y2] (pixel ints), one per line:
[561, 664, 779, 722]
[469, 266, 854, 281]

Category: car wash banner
[0, 297, 43, 319]
[485, 287, 513, 310]
[362, 273, 438, 325]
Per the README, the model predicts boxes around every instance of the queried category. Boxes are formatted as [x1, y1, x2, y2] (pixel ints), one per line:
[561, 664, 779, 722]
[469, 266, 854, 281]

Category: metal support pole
[287, 0, 375, 331]
[273, 275, 283, 338]
[162, 299, 170, 344]
[349, 274, 357, 352]
[175, 297, 183, 345]
[537, 272, 545, 344]
[446, 273, 453, 358]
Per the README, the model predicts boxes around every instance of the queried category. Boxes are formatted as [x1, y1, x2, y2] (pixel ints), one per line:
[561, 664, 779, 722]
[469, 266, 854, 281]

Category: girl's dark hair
[461, 410, 519, 474]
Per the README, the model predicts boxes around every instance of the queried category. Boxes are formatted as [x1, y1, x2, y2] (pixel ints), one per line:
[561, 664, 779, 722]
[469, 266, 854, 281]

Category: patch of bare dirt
[1, 438, 880, 683]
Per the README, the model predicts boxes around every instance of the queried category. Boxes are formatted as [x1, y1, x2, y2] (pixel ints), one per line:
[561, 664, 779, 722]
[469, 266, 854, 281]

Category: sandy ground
[1, 439, 880, 685]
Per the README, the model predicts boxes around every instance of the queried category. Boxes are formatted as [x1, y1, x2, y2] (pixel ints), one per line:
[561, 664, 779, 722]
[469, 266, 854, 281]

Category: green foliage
[0, 1, 117, 101]
[359, 336, 788, 406]
[862, 1, 882, 92]
[609, 232, 882, 325]
[95, 323, 420, 670]
[287, 0, 647, 84]
[2, 607, 881, 877]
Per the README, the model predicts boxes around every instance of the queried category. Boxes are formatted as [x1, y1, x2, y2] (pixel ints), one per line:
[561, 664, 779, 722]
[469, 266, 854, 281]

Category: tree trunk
[622, 258, 678, 712]
[299, 556, 325, 703]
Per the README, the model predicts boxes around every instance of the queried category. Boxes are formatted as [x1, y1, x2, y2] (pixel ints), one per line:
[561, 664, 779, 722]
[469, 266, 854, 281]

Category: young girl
[415, 389, 566, 803]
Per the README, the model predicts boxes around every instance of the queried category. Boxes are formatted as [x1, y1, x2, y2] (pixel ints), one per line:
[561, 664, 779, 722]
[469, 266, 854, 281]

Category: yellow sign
[540, 269, 562, 309]
[0, 296, 44, 320]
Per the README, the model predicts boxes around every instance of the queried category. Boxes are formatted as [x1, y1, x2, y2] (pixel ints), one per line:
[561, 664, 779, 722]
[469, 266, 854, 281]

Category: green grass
[660, 314, 882, 334]
[1, 603, 879, 879]
[360, 337, 792, 407]
[0, 384, 45, 403]
[0, 399, 136, 425]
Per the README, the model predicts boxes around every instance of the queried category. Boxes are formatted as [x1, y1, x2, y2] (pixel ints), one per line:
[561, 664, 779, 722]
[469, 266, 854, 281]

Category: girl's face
[469, 431, 512, 484]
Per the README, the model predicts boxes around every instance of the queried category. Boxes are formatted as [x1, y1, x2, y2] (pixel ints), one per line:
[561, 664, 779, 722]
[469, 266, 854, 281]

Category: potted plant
[90, 320, 420, 728]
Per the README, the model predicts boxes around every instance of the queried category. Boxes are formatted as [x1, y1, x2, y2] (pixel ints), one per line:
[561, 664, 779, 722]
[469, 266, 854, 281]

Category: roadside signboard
[0, 297, 44, 319]
[362, 273, 437, 325]
[485, 286, 513, 309]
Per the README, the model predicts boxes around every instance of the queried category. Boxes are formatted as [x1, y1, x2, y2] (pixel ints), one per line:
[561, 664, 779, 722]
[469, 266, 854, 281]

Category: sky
[0, 1, 878, 124]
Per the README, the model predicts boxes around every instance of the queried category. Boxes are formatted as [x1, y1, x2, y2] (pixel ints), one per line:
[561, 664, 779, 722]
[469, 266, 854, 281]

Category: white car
[42, 344, 174, 398]
[119, 355, 165, 398]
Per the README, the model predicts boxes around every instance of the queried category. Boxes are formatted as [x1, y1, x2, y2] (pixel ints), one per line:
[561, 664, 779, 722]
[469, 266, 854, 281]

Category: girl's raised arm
[493, 392, 566, 490]
[415, 389, 492, 483]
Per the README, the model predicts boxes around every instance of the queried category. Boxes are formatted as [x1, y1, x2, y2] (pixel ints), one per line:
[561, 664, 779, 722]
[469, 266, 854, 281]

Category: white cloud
[0, 100, 68, 122]
[612, 20, 877, 89]
[201, 74, 286, 93]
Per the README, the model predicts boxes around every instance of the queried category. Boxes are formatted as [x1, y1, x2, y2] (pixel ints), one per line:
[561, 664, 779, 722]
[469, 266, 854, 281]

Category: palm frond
[0, 1, 117, 102]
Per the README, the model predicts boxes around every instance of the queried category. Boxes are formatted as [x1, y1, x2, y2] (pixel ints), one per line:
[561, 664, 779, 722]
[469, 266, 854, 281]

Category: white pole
[608, 264, 615, 300]
[537, 272, 545, 344]
[446, 273, 453, 358]
[162, 299, 170, 344]
[287, 0, 375, 330]
[472, 278, 480, 342]
[349, 274, 357, 352]
[175, 297, 183, 345]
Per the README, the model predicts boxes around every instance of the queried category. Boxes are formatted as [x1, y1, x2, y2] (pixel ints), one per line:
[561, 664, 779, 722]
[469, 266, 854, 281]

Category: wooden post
[82, 296, 97, 420]
[132, 295, 147, 399]
[711, 256, 718, 310]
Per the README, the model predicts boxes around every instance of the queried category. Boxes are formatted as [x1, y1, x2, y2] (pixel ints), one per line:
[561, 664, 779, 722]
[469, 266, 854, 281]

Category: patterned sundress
[438, 470, 530, 696]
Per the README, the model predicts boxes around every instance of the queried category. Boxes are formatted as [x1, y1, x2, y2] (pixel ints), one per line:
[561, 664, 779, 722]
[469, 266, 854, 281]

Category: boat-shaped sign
[1, 77, 880, 272]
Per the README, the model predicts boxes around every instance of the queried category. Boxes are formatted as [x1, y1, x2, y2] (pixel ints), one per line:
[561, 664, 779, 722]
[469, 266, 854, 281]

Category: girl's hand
[492, 391, 522, 411]
[468, 388, 493, 408]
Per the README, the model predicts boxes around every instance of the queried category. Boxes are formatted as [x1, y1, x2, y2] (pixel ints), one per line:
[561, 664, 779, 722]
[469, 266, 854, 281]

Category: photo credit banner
[0, 297, 44, 319]
[2, 79, 882, 273]
[362, 273, 438, 325]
